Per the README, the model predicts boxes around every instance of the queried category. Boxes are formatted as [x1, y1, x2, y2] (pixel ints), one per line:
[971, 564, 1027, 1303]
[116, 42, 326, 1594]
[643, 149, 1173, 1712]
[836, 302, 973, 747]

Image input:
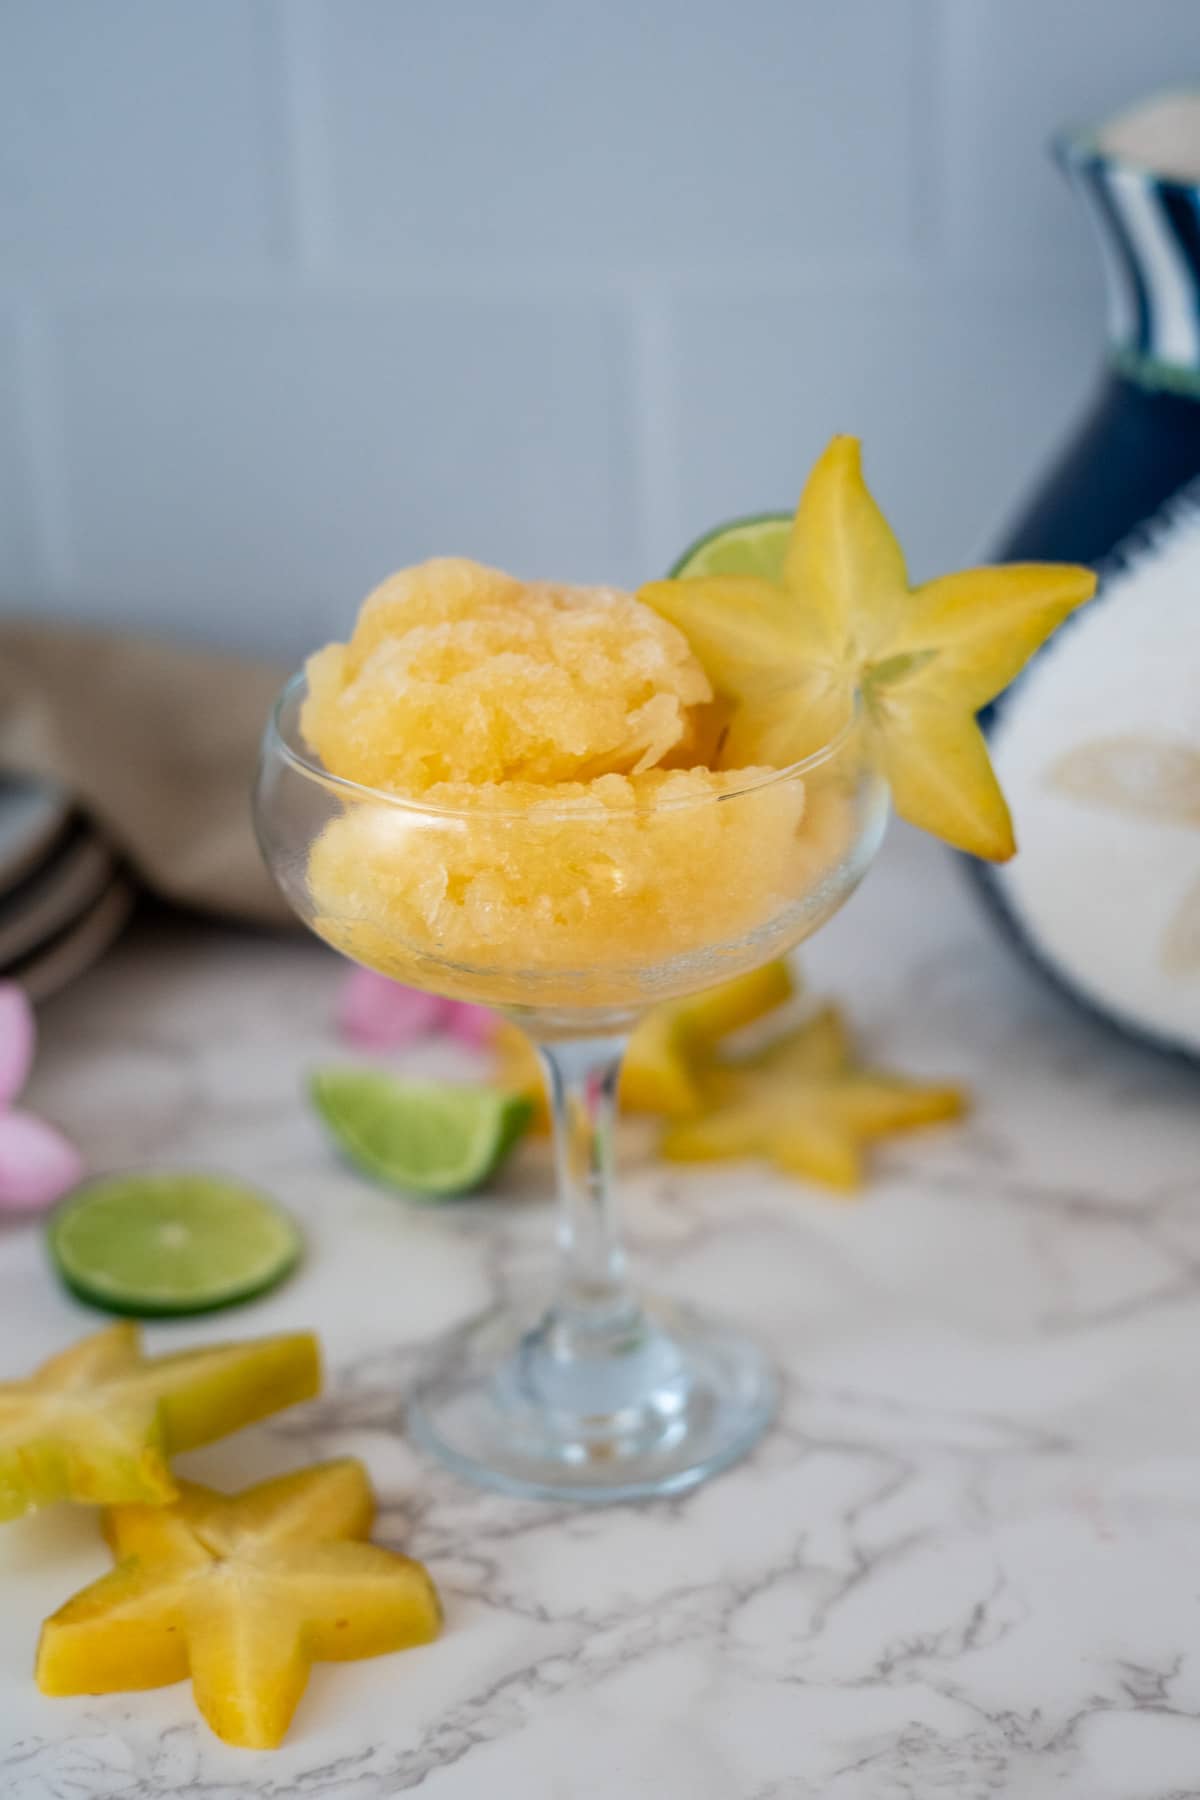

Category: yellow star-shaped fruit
[494, 958, 795, 1123]
[639, 436, 1097, 860]
[37, 1459, 441, 1750]
[0, 1322, 320, 1522]
[660, 1004, 966, 1191]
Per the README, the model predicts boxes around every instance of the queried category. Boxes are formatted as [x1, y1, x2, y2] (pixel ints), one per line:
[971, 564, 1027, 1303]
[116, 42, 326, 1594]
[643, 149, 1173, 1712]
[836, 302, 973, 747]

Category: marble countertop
[3, 827, 1200, 1799]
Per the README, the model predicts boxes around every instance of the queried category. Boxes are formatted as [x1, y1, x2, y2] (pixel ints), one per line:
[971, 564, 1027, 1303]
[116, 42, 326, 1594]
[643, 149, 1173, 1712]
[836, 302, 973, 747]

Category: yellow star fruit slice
[660, 1004, 966, 1191]
[0, 1323, 321, 1522]
[37, 1458, 441, 1751]
[493, 958, 796, 1124]
[639, 437, 1097, 860]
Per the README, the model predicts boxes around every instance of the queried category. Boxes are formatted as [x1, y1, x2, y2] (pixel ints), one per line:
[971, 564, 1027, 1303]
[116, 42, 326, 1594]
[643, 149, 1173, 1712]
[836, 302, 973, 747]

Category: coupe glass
[255, 673, 888, 1502]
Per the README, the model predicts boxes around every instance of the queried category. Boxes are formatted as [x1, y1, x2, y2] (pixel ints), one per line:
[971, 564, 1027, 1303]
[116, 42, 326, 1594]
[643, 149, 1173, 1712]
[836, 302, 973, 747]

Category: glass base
[408, 1294, 777, 1503]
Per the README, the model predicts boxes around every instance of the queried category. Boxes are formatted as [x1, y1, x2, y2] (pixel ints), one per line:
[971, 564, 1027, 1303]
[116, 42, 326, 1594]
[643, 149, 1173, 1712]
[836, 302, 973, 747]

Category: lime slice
[47, 1174, 302, 1318]
[669, 512, 792, 581]
[311, 1069, 533, 1198]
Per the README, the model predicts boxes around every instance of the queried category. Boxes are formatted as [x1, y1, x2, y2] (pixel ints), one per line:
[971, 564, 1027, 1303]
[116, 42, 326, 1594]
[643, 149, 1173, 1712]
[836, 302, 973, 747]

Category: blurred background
[2, 0, 1198, 661]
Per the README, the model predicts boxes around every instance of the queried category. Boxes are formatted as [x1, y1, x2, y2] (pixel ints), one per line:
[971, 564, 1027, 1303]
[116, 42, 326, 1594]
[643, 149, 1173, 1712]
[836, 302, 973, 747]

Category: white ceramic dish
[0, 777, 71, 899]
[9, 876, 136, 1003]
[0, 828, 118, 967]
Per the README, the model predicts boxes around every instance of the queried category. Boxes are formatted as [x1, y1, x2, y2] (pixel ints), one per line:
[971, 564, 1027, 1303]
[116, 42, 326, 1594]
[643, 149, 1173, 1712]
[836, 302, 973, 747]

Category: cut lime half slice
[669, 512, 792, 581]
[311, 1069, 533, 1199]
[48, 1174, 303, 1318]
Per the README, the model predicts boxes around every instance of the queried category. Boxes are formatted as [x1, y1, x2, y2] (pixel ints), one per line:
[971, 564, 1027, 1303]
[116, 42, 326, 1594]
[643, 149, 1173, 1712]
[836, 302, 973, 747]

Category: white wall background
[1, 0, 1197, 660]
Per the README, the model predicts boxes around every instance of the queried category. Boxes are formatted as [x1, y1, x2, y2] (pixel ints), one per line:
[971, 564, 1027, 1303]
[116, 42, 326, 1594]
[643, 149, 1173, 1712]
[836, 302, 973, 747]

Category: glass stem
[535, 1034, 636, 1333]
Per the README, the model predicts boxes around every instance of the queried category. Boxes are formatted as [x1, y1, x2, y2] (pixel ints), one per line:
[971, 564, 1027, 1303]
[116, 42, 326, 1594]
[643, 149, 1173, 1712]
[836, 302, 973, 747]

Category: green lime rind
[668, 512, 793, 581]
[310, 1068, 533, 1199]
[47, 1173, 303, 1319]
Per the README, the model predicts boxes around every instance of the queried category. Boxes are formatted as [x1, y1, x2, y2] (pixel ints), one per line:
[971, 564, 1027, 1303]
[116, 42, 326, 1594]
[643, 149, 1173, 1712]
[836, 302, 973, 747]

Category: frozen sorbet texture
[300, 560, 850, 1005]
[302, 559, 712, 791]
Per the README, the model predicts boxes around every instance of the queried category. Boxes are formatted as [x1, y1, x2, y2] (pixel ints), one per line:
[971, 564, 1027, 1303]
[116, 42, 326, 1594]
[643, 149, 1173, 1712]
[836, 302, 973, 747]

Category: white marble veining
[3, 827, 1200, 1799]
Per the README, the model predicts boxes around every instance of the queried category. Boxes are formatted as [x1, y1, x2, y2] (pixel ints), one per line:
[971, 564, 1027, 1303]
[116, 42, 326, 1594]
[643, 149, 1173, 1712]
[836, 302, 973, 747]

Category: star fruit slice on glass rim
[0, 1321, 321, 1522]
[638, 436, 1098, 861]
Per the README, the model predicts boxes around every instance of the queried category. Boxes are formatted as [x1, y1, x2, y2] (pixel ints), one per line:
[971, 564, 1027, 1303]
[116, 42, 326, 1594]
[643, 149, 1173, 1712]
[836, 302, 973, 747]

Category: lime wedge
[47, 1174, 302, 1318]
[311, 1069, 533, 1198]
[669, 512, 792, 581]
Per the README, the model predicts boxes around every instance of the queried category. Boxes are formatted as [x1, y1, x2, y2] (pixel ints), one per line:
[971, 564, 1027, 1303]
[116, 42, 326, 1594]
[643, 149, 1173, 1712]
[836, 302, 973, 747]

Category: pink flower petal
[337, 968, 448, 1050]
[0, 982, 35, 1111]
[442, 1001, 497, 1050]
[0, 1110, 84, 1214]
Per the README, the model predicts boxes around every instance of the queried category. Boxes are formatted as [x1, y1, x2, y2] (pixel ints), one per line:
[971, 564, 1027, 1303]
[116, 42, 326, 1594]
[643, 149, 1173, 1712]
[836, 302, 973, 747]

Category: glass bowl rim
[265, 670, 866, 821]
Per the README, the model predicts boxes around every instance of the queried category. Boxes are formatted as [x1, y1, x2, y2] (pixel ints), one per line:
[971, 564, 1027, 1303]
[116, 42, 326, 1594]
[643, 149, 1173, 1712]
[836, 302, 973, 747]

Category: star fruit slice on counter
[639, 436, 1097, 860]
[0, 1321, 320, 1522]
[37, 1458, 442, 1750]
[493, 959, 796, 1123]
[660, 1004, 966, 1191]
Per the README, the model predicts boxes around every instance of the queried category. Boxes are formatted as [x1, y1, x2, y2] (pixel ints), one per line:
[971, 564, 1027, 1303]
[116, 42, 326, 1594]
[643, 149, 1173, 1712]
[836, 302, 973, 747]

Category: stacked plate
[0, 777, 135, 1002]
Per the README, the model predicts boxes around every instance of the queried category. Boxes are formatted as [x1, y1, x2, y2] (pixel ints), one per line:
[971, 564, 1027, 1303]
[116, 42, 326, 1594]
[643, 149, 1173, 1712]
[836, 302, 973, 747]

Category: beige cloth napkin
[0, 619, 293, 926]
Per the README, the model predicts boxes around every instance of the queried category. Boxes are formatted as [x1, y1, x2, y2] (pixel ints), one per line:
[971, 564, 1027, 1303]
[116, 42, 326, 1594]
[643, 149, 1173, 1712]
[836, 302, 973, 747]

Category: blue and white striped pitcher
[981, 91, 1200, 1058]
